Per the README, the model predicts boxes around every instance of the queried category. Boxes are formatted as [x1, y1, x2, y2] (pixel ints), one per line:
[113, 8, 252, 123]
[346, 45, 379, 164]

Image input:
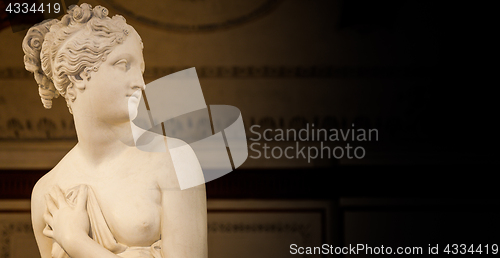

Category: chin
[128, 106, 140, 120]
[128, 110, 138, 121]
[128, 100, 140, 120]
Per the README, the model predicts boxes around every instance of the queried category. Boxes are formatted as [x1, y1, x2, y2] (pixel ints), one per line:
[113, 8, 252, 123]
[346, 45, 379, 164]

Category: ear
[67, 70, 90, 91]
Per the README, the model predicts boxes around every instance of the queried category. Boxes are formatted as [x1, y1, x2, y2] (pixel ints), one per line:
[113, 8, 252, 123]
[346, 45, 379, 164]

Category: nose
[131, 68, 146, 91]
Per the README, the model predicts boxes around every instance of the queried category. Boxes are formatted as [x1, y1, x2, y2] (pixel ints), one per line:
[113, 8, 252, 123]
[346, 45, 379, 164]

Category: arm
[42, 185, 122, 258]
[31, 179, 55, 258]
[160, 141, 208, 258]
[61, 236, 122, 258]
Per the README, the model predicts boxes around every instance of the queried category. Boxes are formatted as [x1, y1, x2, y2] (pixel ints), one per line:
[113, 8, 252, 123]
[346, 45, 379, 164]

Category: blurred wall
[1, 1, 499, 257]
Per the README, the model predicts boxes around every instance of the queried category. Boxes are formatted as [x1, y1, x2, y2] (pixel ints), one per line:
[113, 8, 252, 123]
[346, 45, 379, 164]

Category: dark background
[1, 0, 499, 256]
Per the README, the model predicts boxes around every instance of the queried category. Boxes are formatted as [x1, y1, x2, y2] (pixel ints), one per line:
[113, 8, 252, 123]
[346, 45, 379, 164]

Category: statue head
[22, 3, 144, 115]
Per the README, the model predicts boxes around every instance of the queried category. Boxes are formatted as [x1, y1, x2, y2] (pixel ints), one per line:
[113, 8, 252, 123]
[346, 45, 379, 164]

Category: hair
[22, 3, 138, 113]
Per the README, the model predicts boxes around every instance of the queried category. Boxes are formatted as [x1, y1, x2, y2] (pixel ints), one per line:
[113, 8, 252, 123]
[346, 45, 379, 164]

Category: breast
[92, 182, 162, 247]
[108, 204, 161, 246]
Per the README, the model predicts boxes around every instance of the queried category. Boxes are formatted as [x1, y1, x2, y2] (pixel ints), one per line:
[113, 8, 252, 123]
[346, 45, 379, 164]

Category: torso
[39, 144, 174, 247]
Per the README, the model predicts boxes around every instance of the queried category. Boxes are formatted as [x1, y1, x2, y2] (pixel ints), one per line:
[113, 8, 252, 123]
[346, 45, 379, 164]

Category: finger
[43, 209, 54, 226]
[53, 186, 68, 208]
[43, 224, 54, 238]
[76, 185, 88, 211]
[48, 187, 59, 209]
[45, 194, 57, 214]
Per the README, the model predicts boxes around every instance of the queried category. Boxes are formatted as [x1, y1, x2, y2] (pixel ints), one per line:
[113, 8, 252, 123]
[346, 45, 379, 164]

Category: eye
[114, 59, 128, 71]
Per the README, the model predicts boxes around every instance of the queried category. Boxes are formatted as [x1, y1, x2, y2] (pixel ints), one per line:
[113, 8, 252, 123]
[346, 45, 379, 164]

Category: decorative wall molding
[0, 170, 44, 199]
[0, 221, 34, 258]
[98, 0, 282, 32]
[0, 114, 406, 141]
[0, 169, 336, 199]
[208, 222, 311, 238]
[0, 66, 435, 80]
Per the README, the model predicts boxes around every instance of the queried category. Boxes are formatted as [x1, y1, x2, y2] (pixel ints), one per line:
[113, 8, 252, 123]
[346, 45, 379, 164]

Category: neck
[73, 114, 136, 167]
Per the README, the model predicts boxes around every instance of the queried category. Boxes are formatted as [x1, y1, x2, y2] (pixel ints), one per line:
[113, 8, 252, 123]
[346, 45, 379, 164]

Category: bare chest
[56, 168, 163, 247]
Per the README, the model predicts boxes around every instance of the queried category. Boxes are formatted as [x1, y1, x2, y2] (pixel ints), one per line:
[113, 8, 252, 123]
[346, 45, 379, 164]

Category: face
[72, 28, 146, 124]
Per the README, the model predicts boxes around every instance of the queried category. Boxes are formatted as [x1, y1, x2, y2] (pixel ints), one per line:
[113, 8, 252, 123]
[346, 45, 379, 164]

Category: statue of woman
[22, 3, 207, 258]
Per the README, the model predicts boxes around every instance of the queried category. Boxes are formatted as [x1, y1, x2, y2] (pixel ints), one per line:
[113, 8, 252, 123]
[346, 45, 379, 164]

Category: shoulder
[30, 167, 57, 234]
[144, 136, 200, 165]
[156, 137, 205, 190]
[31, 146, 76, 210]
[166, 137, 199, 163]
[31, 166, 58, 213]
[30, 163, 64, 258]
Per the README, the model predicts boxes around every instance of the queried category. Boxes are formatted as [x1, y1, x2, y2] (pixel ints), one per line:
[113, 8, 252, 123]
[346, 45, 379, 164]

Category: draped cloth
[49, 185, 162, 258]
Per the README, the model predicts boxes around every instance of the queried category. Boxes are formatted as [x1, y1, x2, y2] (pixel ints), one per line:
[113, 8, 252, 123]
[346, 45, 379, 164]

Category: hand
[43, 185, 90, 249]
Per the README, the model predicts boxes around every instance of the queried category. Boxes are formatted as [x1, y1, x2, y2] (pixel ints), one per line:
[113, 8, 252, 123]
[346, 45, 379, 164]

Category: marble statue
[22, 3, 207, 257]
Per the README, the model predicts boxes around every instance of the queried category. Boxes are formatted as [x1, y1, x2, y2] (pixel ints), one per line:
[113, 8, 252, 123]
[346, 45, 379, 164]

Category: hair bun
[23, 19, 57, 73]
[22, 19, 59, 109]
